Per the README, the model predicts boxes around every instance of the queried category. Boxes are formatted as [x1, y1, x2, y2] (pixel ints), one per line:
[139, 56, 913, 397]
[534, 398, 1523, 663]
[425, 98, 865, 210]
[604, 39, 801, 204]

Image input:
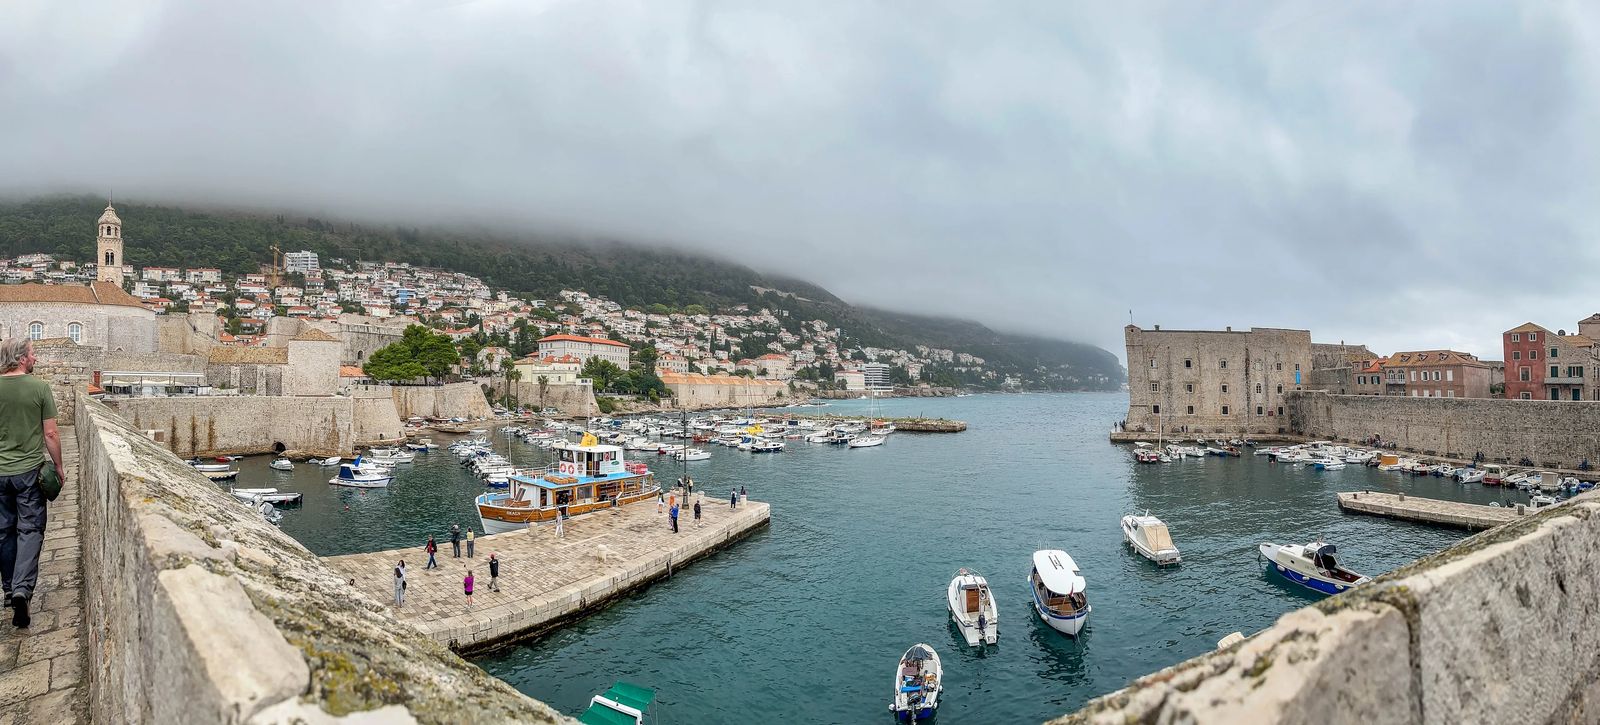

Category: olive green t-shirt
[0, 375, 56, 475]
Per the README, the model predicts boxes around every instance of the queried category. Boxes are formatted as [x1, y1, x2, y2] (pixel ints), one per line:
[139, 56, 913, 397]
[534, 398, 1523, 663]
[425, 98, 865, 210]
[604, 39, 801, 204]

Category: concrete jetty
[324, 495, 770, 653]
[1336, 491, 1519, 530]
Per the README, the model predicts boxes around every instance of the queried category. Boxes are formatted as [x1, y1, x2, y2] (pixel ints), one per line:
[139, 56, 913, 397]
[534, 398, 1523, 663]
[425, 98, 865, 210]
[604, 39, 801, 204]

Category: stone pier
[1337, 491, 1519, 530]
[323, 495, 771, 653]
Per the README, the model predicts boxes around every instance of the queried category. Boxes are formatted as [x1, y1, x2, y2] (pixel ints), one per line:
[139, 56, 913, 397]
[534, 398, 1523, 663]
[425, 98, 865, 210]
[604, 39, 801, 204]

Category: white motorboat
[228, 488, 303, 505]
[189, 460, 233, 473]
[202, 469, 239, 482]
[1121, 514, 1181, 565]
[269, 457, 294, 471]
[1259, 541, 1370, 596]
[675, 448, 711, 462]
[805, 432, 832, 443]
[1456, 468, 1486, 483]
[315, 457, 343, 467]
[328, 462, 394, 488]
[405, 438, 437, 452]
[1028, 550, 1090, 636]
[365, 447, 415, 465]
[946, 569, 998, 646]
[888, 644, 942, 722]
[1311, 457, 1346, 471]
[750, 439, 785, 453]
[848, 435, 885, 449]
[1528, 494, 1560, 510]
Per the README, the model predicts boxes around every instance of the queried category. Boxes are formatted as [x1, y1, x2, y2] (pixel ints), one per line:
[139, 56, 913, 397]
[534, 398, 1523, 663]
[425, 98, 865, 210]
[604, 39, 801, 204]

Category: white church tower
[96, 202, 124, 285]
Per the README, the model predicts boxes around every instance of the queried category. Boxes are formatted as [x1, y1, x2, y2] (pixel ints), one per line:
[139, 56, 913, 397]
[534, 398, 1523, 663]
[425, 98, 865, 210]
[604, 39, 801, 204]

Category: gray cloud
[3, 0, 1596, 361]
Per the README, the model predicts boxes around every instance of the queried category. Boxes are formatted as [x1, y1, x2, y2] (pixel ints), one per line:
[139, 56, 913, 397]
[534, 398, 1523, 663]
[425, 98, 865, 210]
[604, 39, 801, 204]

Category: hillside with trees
[0, 195, 1124, 390]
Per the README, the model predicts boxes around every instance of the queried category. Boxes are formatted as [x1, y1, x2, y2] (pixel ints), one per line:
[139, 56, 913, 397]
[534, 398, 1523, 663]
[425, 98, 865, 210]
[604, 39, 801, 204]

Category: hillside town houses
[0, 248, 976, 392]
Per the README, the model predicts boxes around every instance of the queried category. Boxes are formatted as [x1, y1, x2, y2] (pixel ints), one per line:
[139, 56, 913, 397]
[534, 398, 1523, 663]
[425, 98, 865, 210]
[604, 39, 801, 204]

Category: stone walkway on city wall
[325, 493, 771, 652]
[0, 428, 88, 724]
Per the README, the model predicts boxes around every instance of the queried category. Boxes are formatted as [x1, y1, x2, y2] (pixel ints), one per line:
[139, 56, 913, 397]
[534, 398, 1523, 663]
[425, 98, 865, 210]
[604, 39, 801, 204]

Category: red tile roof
[538, 334, 628, 348]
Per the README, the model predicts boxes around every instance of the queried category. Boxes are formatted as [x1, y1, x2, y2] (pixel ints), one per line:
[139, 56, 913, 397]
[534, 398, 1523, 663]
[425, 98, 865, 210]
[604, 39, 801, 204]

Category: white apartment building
[537, 334, 631, 370]
[284, 250, 320, 274]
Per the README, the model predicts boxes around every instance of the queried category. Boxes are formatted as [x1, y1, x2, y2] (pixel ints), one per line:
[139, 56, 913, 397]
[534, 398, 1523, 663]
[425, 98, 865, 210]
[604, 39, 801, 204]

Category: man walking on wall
[0, 339, 62, 629]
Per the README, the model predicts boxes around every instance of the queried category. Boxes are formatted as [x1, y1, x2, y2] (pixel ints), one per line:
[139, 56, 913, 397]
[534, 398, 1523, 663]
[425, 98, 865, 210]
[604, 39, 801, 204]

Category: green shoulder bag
[38, 461, 61, 502]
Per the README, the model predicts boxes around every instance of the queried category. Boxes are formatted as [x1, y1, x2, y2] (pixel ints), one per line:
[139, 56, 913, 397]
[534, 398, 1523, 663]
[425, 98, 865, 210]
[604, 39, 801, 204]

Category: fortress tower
[96, 202, 124, 285]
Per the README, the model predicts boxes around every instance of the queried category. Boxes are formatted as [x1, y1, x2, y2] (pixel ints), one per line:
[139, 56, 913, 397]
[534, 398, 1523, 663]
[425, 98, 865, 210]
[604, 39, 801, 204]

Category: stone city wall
[499, 379, 598, 417]
[29, 343, 209, 425]
[74, 396, 568, 724]
[1056, 491, 1600, 725]
[105, 394, 405, 457]
[372, 382, 494, 421]
[1288, 390, 1600, 467]
[156, 313, 221, 356]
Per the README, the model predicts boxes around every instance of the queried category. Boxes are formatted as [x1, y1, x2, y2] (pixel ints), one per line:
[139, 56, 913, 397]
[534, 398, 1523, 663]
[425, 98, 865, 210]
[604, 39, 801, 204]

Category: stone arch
[273, 441, 286, 453]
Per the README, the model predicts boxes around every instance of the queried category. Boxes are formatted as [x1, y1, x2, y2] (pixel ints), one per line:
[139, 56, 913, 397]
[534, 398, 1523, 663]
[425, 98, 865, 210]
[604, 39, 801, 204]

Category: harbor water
[261, 393, 1533, 723]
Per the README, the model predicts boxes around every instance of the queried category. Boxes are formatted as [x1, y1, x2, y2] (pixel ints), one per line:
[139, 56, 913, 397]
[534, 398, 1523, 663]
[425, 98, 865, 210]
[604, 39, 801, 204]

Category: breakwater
[323, 497, 771, 653]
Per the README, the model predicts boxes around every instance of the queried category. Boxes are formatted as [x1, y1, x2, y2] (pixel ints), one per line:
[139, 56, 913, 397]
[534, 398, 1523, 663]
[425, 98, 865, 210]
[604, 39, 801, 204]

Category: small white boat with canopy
[1121, 513, 1181, 565]
[1029, 549, 1090, 636]
[888, 644, 942, 721]
[946, 569, 998, 646]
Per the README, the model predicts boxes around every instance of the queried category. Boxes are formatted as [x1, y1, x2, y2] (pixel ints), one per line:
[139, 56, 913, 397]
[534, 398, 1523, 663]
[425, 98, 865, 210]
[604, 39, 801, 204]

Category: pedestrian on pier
[555, 507, 565, 538]
[669, 502, 679, 533]
[740, 485, 748, 504]
[0, 339, 61, 630]
[466, 528, 475, 558]
[393, 559, 406, 608]
[488, 554, 500, 592]
[464, 570, 475, 606]
[424, 535, 438, 569]
[693, 499, 702, 526]
[730, 489, 737, 509]
[657, 490, 664, 515]
[450, 523, 462, 558]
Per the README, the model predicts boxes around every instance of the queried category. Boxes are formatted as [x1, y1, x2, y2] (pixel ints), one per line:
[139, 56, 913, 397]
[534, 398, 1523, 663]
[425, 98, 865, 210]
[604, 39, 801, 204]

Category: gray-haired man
[0, 339, 61, 629]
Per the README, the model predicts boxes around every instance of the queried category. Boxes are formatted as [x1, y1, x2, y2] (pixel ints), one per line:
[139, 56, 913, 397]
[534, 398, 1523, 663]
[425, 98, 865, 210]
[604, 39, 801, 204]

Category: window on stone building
[1529, 332, 1538, 341]
[1551, 347, 1559, 359]
[1277, 406, 1284, 416]
[1575, 390, 1584, 401]
[1511, 333, 1520, 342]
[1256, 406, 1264, 415]
[1520, 392, 1532, 400]
[1513, 351, 1521, 360]
[28, 322, 42, 340]
[1275, 362, 1282, 371]
[1221, 384, 1229, 393]
[1447, 391, 1455, 398]
[1184, 358, 1192, 368]
[67, 322, 81, 344]
[1150, 358, 1157, 368]
[1446, 370, 1453, 382]
[1185, 383, 1194, 393]
[1295, 364, 1301, 372]
[1256, 383, 1263, 393]
[1434, 371, 1442, 381]
[1552, 365, 1560, 378]
[1186, 405, 1194, 415]
[1532, 350, 1540, 359]
[1520, 366, 1530, 382]
[1152, 405, 1160, 414]
[1219, 359, 1227, 369]
[1221, 405, 1230, 415]
[1150, 382, 1160, 392]
[1276, 384, 1283, 394]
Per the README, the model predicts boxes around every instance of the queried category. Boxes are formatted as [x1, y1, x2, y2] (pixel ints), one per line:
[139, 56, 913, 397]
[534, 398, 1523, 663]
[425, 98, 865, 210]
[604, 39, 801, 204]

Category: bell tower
[96, 202, 124, 285]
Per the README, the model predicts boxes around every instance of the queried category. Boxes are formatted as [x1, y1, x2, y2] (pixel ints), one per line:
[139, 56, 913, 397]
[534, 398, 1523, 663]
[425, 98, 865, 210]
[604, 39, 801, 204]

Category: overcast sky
[3, 1, 1597, 361]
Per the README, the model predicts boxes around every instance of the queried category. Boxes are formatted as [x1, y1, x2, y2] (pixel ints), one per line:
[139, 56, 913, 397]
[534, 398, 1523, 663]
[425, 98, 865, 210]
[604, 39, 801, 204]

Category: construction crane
[267, 245, 283, 289]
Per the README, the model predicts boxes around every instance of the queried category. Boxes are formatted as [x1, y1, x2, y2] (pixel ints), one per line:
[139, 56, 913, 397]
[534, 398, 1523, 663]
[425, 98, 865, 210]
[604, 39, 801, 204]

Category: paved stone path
[1338, 490, 1519, 530]
[0, 428, 88, 724]
[325, 492, 770, 651]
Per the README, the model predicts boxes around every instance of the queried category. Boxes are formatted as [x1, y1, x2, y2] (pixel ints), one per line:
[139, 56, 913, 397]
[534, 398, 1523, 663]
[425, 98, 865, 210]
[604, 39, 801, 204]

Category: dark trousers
[466, 540, 474, 557]
[670, 515, 678, 533]
[452, 541, 461, 557]
[0, 469, 46, 600]
[426, 551, 437, 569]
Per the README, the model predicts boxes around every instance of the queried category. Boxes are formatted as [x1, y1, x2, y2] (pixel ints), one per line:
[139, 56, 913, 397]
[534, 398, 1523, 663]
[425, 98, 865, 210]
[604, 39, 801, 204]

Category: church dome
[98, 203, 121, 225]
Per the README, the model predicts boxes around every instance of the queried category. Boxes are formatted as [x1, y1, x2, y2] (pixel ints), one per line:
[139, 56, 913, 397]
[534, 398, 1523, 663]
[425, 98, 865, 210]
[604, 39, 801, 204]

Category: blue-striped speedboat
[1259, 541, 1370, 596]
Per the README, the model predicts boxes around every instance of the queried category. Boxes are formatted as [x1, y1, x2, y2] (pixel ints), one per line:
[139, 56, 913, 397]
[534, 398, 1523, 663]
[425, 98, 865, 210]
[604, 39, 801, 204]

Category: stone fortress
[1123, 325, 1313, 436]
[10, 203, 493, 457]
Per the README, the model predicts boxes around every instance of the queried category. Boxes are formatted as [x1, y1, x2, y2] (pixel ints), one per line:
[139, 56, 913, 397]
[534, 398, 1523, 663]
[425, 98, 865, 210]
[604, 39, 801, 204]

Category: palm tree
[506, 368, 523, 411]
[498, 357, 516, 409]
[538, 375, 550, 413]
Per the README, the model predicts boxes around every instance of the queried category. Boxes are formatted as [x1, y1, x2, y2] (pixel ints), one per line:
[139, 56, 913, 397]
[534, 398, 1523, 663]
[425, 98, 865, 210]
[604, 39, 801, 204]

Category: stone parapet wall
[1056, 491, 1600, 724]
[501, 380, 598, 417]
[1289, 391, 1600, 467]
[74, 396, 567, 724]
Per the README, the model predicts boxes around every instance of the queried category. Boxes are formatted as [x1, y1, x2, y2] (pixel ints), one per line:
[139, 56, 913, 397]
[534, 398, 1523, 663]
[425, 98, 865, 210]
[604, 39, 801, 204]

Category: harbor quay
[1336, 491, 1519, 530]
[324, 495, 771, 653]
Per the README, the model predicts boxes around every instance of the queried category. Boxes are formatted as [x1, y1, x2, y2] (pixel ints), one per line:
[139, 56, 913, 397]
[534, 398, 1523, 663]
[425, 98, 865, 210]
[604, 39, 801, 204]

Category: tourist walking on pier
[464, 570, 475, 607]
[450, 524, 462, 558]
[424, 535, 438, 569]
[488, 554, 500, 592]
[393, 559, 406, 608]
[657, 491, 664, 515]
[0, 339, 60, 630]
[669, 502, 679, 533]
[466, 528, 475, 558]
[693, 499, 701, 527]
[554, 508, 565, 538]
[740, 485, 748, 505]
[730, 489, 737, 509]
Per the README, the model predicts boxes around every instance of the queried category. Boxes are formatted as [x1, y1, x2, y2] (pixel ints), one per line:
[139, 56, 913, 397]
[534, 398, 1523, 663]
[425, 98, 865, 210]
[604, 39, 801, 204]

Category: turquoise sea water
[263, 393, 1532, 723]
